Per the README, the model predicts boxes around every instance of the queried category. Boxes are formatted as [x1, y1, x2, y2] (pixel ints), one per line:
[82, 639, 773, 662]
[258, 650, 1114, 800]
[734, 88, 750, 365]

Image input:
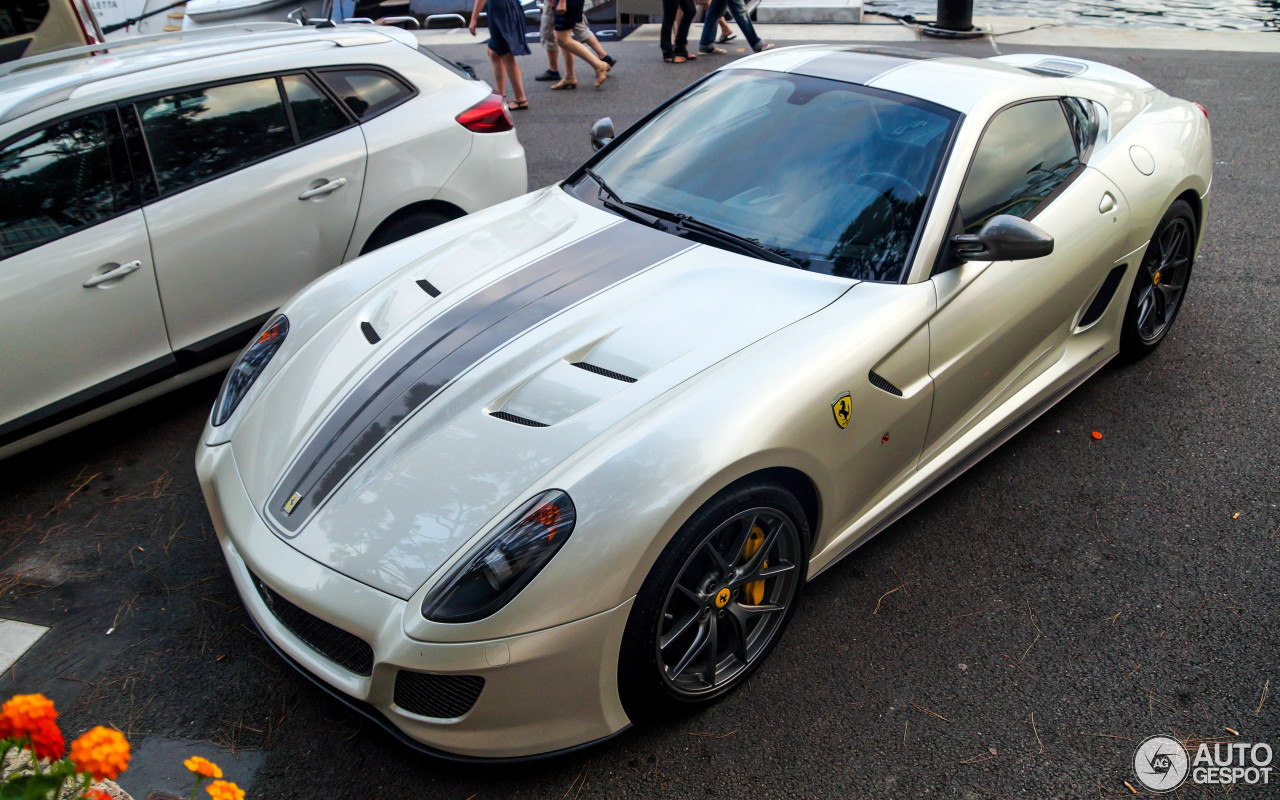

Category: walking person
[696, 0, 773, 55]
[534, 0, 616, 83]
[469, 0, 530, 110]
[693, 0, 735, 43]
[660, 0, 696, 63]
[549, 0, 610, 89]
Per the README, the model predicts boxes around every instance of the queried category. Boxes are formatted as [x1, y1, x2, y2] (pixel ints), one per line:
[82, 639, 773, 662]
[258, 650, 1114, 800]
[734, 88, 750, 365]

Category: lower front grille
[394, 670, 485, 719]
[251, 572, 374, 676]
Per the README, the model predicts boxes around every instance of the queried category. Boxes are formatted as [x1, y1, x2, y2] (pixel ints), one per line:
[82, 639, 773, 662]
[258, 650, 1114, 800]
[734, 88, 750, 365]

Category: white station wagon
[0, 23, 526, 458]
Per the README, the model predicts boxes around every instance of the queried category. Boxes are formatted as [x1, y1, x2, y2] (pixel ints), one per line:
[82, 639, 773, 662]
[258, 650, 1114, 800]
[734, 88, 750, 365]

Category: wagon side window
[957, 100, 1081, 234]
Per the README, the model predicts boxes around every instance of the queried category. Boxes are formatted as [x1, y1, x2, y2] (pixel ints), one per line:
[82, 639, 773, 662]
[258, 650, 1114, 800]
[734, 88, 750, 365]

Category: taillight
[456, 93, 514, 133]
[1193, 102, 1209, 119]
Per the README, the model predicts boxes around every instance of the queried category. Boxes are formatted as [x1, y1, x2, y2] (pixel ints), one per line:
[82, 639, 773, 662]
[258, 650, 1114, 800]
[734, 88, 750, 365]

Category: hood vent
[360, 321, 381, 344]
[490, 410, 548, 428]
[570, 361, 637, 384]
[415, 279, 441, 297]
[868, 370, 903, 397]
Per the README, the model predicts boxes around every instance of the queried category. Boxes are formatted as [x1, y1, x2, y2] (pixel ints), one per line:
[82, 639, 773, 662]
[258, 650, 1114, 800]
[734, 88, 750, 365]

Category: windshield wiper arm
[582, 170, 804, 269]
[669, 214, 806, 269]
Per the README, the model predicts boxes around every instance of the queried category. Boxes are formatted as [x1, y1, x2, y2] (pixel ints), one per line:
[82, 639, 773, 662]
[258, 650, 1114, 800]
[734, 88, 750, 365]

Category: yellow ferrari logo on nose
[715, 588, 731, 608]
[283, 492, 302, 515]
[831, 392, 852, 430]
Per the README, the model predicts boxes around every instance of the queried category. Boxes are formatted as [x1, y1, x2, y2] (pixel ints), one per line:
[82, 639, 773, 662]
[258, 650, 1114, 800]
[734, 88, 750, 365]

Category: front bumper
[196, 442, 633, 760]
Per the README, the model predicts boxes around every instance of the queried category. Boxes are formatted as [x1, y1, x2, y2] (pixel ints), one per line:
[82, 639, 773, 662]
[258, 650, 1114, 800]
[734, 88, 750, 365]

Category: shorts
[552, 0, 585, 32]
[540, 0, 592, 47]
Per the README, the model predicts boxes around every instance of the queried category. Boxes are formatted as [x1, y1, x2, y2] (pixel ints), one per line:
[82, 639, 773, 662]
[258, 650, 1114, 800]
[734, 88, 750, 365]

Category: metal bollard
[934, 0, 973, 31]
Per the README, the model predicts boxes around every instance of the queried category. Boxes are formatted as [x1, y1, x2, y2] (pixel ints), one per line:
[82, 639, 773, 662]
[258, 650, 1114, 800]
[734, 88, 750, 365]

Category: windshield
[583, 69, 959, 282]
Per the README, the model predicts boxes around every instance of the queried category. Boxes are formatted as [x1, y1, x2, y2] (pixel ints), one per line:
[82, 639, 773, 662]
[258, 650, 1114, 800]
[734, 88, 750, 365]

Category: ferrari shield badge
[283, 492, 302, 515]
[831, 392, 852, 430]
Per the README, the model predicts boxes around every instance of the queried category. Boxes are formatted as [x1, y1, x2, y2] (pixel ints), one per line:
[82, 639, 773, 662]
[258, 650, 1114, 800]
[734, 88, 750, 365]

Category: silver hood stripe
[266, 221, 690, 533]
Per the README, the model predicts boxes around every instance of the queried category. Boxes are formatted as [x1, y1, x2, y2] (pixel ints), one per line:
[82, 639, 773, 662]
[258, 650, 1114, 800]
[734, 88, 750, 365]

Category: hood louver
[570, 361, 637, 383]
[489, 410, 548, 428]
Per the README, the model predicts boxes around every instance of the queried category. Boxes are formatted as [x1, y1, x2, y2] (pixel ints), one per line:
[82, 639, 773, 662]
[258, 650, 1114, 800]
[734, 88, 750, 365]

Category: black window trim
[0, 102, 140, 263]
[931, 95, 1089, 276]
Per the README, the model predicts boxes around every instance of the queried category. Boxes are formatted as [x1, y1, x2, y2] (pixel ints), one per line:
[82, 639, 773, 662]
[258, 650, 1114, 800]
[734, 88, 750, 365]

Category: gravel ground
[0, 36, 1275, 799]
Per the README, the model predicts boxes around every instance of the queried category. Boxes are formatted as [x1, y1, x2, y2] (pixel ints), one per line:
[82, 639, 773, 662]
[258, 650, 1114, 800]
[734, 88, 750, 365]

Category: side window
[316, 69, 412, 119]
[1062, 97, 1099, 157]
[136, 77, 293, 196]
[0, 109, 134, 260]
[957, 100, 1081, 233]
[282, 74, 350, 143]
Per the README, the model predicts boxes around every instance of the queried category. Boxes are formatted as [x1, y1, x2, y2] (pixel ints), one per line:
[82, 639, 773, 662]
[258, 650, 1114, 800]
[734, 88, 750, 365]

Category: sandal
[508, 99, 529, 110]
[594, 64, 610, 88]
[550, 78, 578, 90]
[717, 32, 737, 43]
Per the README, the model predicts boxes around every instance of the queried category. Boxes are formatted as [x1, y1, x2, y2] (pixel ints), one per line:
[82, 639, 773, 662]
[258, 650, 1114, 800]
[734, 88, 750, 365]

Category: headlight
[211, 314, 289, 426]
[422, 490, 576, 623]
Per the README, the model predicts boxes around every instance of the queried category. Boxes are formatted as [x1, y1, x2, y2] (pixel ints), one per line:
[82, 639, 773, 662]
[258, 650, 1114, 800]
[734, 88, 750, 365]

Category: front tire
[1120, 199, 1197, 360]
[618, 481, 808, 722]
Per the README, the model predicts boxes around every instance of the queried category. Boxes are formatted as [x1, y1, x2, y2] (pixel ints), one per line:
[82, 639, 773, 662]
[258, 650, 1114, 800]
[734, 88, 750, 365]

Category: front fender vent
[490, 410, 548, 427]
[1077, 264, 1128, 328]
[571, 361, 637, 383]
[394, 670, 484, 719]
[868, 370, 903, 397]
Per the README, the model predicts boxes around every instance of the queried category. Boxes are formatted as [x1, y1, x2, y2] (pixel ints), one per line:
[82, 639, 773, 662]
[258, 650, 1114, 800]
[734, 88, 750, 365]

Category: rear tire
[618, 481, 808, 722]
[1120, 199, 1197, 360]
[360, 208, 457, 255]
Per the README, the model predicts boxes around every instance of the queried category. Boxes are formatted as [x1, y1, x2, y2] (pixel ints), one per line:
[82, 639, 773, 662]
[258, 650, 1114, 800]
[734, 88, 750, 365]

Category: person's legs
[553, 29, 578, 81]
[538, 1, 562, 78]
[697, 0, 723, 49]
[487, 48, 507, 97]
[659, 0, 679, 59]
[502, 53, 526, 103]
[724, 0, 764, 49]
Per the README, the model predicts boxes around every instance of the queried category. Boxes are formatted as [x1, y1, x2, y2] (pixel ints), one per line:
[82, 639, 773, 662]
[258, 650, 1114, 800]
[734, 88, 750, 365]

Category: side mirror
[951, 215, 1054, 262]
[590, 117, 615, 151]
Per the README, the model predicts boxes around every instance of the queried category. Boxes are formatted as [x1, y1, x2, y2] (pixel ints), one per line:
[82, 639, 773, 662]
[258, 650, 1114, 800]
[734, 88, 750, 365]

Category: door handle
[298, 177, 348, 200]
[82, 260, 141, 288]
[1098, 192, 1117, 214]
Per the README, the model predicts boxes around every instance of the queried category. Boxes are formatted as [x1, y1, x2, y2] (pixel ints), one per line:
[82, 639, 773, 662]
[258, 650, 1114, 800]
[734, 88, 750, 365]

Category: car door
[0, 107, 171, 447]
[135, 72, 367, 351]
[923, 98, 1131, 459]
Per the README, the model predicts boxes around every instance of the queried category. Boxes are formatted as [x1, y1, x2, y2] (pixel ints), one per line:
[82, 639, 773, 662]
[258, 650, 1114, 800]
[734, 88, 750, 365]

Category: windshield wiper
[582, 170, 805, 270]
[668, 213, 806, 270]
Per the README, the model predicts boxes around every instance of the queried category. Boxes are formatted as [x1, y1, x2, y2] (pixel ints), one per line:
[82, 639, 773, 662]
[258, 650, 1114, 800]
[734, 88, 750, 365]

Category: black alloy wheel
[1121, 199, 1197, 359]
[618, 482, 807, 719]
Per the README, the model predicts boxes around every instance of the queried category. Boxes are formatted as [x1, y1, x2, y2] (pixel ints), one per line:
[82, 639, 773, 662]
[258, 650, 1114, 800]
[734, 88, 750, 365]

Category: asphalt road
[0, 36, 1276, 800]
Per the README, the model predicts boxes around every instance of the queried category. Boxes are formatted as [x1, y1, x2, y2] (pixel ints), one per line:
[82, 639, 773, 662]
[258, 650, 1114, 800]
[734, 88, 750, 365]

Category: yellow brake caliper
[742, 524, 767, 605]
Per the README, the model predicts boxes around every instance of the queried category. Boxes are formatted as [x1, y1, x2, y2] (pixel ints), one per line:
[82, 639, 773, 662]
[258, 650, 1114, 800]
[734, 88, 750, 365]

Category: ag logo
[831, 392, 852, 430]
[1134, 735, 1189, 792]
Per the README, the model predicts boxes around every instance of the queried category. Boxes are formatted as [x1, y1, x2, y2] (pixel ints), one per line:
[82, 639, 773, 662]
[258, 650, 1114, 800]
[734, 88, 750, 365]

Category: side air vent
[360, 321, 380, 344]
[394, 670, 484, 719]
[868, 370, 903, 397]
[571, 361, 637, 383]
[1078, 264, 1128, 328]
[415, 279, 441, 297]
[490, 411, 548, 427]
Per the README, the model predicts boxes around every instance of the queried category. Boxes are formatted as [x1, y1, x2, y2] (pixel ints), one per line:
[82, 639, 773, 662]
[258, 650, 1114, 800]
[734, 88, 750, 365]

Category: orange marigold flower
[83, 790, 113, 800]
[184, 756, 223, 780]
[0, 693, 65, 760]
[68, 726, 131, 781]
[206, 780, 245, 800]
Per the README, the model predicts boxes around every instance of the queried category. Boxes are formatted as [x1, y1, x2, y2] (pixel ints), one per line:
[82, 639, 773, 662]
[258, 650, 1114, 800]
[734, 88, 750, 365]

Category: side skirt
[809, 354, 1114, 580]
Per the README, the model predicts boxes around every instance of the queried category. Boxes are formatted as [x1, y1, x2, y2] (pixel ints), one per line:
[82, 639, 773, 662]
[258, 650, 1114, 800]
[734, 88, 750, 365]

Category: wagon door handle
[82, 260, 141, 288]
[298, 177, 347, 200]
[1098, 192, 1117, 214]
